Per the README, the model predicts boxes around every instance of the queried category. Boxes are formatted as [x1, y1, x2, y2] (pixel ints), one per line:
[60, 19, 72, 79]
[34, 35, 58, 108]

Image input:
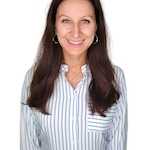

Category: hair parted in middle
[27, 0, 120, 117]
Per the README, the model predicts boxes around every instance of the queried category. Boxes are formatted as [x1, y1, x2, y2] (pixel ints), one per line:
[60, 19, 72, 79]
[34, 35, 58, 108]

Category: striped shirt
[20, 64, 128, 150]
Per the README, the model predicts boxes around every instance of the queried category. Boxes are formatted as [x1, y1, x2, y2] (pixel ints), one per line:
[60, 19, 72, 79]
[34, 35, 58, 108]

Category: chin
[63, 49, 87, 56]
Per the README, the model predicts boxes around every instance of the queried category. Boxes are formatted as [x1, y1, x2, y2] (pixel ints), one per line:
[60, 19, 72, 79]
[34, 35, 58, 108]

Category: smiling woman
[55, 0, 97, 58]
[20, 0, 128, 150]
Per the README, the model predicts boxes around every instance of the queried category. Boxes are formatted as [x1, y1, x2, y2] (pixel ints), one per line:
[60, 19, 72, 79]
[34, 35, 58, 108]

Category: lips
[67, 40, 83, 45]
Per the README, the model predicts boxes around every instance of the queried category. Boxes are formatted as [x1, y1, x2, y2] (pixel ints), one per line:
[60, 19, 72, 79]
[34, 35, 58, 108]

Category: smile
[67, 40, 84, 45]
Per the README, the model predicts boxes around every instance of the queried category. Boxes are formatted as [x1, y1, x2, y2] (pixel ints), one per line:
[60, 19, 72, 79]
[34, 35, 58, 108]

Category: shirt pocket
[87, 101, 119, 133]
[87, 105, 119, 143]
[87, 113, 114, 143]
[87, 113, 113, 133]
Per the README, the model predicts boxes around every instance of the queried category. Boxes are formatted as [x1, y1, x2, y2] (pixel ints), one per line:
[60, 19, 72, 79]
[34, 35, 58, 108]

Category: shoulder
[23, 64, 36, 88]
[113, 65, 127, 97]
[21, 64, 37, 104]
[113, 65, 125, 78]
[113, 65, 126, 85]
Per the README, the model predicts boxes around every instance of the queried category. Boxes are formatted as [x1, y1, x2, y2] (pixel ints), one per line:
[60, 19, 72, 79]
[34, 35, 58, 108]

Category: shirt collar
[59, 63, 91, 77]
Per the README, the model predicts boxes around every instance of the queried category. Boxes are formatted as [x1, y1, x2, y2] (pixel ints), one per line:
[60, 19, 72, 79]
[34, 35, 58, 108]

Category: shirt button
[74, 91, 77, 95]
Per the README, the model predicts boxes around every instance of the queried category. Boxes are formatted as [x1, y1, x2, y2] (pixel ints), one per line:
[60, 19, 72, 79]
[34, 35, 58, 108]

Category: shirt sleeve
[20, 66, 41, 150]
[108, 66, 128, 150]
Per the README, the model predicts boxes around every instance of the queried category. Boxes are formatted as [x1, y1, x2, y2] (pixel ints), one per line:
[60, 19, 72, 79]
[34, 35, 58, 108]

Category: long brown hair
[27, 0, 120, 117]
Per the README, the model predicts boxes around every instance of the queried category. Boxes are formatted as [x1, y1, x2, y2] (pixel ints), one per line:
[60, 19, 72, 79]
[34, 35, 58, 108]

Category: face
[55, 0, 97, 58]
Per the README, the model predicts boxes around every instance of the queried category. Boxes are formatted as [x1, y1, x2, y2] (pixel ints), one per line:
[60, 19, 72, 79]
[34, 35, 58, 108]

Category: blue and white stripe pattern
[20, 64, 128, 150]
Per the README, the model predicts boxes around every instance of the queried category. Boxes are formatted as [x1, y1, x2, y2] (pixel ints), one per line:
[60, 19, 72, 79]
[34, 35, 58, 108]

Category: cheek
[55, 28, 68, 46]
[81, 25, 97, 36]
[83, 30, 95, 41]
[55, 23, 69, 36]
[56, 29, 71, 40]
[83, 30, 95, 46]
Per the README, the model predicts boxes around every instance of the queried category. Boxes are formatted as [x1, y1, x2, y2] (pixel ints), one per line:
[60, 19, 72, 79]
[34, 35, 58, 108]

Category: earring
[52, 34, 59, 44]
[93, 34, 99, 45]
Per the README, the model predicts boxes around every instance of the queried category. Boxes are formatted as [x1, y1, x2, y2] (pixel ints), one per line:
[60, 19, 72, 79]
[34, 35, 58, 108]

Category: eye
[61, 19, 70, 23]
[82, 19, 90, 24]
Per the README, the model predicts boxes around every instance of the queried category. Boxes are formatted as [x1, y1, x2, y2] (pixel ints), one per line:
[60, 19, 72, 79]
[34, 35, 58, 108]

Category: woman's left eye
[82, 20, 90, 24]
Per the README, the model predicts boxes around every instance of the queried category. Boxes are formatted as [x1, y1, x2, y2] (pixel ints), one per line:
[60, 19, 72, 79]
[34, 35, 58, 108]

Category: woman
[20, 0, 128, 150]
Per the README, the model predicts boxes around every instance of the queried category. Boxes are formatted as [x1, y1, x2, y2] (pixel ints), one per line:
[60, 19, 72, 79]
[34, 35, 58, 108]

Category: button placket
[76, 99, 80, 150]
[72, 88, 80, 150]
[74, 90, 77, 95]
[71, 93, 77, 149]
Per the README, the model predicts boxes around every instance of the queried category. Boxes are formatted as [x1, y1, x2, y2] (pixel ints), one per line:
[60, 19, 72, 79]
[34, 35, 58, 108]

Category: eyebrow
[57, 15, 94, 19]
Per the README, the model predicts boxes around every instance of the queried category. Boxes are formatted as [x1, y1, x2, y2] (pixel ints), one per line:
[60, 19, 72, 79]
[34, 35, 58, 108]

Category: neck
[62, 53, 87, 72]
[64, 62, 86, 74]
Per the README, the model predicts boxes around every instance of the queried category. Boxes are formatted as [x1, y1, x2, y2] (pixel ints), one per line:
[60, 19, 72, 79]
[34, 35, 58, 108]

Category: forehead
[56, 0, 95, 18]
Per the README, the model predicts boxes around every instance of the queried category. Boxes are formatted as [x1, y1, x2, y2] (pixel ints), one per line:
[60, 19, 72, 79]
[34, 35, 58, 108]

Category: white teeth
[68, 40, 83, 45]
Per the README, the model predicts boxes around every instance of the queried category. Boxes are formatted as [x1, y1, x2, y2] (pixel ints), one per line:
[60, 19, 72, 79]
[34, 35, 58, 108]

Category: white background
[0, 0, 150, 149]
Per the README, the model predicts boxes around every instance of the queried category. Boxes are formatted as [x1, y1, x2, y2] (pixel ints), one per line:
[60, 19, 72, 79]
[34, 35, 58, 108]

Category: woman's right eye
[61, 19, 70, 23]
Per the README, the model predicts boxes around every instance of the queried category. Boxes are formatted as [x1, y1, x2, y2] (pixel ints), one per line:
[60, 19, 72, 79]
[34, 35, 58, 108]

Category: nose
[71, 24, 81, 38]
